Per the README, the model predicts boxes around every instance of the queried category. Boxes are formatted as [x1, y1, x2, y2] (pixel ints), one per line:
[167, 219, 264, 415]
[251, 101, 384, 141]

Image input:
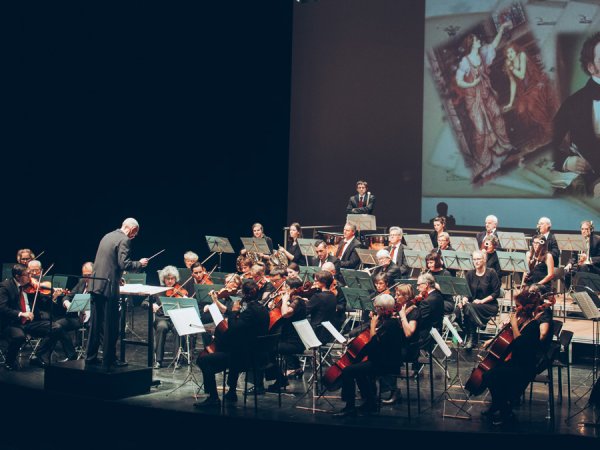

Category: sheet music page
[292, 319, 322, 349]
[120, 284, 170, 295]
[321, 321, 346, 344]
[443, 316, 463, 344]
[168, 307, 205, 336]
[208, 303, 224, 327]
[430, 328, 452, 358]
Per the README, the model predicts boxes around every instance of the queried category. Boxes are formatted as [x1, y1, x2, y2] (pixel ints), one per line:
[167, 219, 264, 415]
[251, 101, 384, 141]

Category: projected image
[423, 0, 600, 229]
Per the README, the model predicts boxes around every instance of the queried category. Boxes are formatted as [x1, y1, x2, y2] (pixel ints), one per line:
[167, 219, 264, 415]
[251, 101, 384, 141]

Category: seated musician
[380, 283, 421, 405]
[321, 261, 346, 329]
[481, 234, 502, 278]
[387, 227, 410, 277]
[147, 265, 188, 369]
[54, 261, 95, 361]
[349, 274, 389, 336]
[565, 220, 600, 275]
[480, 288, 542, 425]
[252, 222, 274, 253]
[371, 249, 401, 287]
[280, 222, 304, 265]
[415, 273, 444, 348]
[204, 273, 243, 316]
[306, 271, 338, 343]
[434, 232, 456, 277]
[237, 256, 253, 279]
[535, 217, 560, 267]
[332, 294, 409, 417]
[337, 223, 362, 270]
[456, 250, 501, 350]
[286, 262, 301, 282]
[195, 279, 269, 408]
[16, 248, 35, 265]
[523, 235, 554, 295]
[183, 251, 199, 269]
[27, 260, 62, 320]
[250, 263, 274, 300]
[265, 278, 308, 391]
[187, 261, 213, 292]
[312, 240, 341, 277]
[346, 179, 375, 215]
[425, 252, 453, 314]
[0, 264, 66, 369]
[429, 216, 447, 247]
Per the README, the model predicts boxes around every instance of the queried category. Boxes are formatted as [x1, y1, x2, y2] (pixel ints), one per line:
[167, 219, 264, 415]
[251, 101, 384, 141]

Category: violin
[293, 281, 320, 298]
[199, 291, 233, 356]
[24, 279, 69, 301]
[213, 286, 239, 300]
[165, 283, 188, 298]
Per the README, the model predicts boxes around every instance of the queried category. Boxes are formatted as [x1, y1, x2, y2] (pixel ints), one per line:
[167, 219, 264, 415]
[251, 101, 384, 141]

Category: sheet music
[430, 327, 452, 358]
[120, 284, 170, 296]
[168, 307, 205, 336]
[443, 316, 463, 344]
[292, 319, 322, 350]
[321, 321, 346, 344]
[207, 303, 224, 327]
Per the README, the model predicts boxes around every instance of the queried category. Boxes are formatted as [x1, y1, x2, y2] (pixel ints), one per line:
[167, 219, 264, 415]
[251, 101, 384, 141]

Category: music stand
[404, 234, 434, 252]
[240, 237, 271, 255]
[209, 272, 228, 285]
[451, 237, 479, 253]
[160, 296, 202, 320]
[205, 236, 235, 272]
[194, 284, 224, 306]
[299, 266, 320, 283]
[356, 248, 379, 268]
[497, 232, 528, 251]
[435, 276, 472, 298]
[497, 250, 528, 308]
[404, 249, 429, 273]
[566, 291, 600, 426]
[555, 234, 587, 253]
[346, 214, 376, 232]
[166, 307, 204, 394]
[574, 272, 600, 295]
[297, 238, 318, 266]
[340, 269, 375, 292]
[441, 250, 474, 272]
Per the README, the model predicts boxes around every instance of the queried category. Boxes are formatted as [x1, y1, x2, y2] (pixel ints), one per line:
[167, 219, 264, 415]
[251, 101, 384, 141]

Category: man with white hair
[536, 216, 560, 266]
[370, 249, 402, 286]
[387, 227, 410, 277]
[415, 273, 444, 347]
[86, 218, 149, 368]
[476, 215, 499, 248]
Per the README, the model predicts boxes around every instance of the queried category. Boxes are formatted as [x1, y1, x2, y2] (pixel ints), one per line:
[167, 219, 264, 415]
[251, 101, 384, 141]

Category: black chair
[554, 329, 574, 404]
[377, 358, 422, 419]
[528, 344, 558, 423]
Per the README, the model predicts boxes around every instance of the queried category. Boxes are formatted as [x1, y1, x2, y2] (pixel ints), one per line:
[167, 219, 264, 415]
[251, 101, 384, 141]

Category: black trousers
[3, 320, 62, 364]
[197, 352, 240, 397]
[53, 315, 79, 358]
[340, 360, 383, 407]
[154, 317, 176, 363]
[86, 293, 120, 364]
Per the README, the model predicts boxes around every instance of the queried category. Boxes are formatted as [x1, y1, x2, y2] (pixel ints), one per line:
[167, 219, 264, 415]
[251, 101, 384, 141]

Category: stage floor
[1, 306, 599, 449]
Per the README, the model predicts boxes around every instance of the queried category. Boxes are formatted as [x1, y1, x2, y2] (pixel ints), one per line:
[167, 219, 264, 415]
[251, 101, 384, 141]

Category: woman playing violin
[203, 274, 242, 317]
[286, 262, 301, 282]
[523, 234, 554, 295]
[480, 287, 542, 425]
[333, 294, 407, 417]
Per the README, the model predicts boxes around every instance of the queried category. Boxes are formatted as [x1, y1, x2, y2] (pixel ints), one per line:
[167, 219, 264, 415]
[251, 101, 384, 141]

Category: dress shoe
[153, 361, 163, 369]
[464, 334, 473, 351]
[30, 356, 47, 369]
[267, 380, 288, 392]
[245, 385, 265, 395]
[112, 360, 128, 368]
[332, 405, 357, 418]
[286, 368, 304, 379]
[224, 390, 238, 403]
[193, 396, 221, 408]
[381, 390, 401, 405]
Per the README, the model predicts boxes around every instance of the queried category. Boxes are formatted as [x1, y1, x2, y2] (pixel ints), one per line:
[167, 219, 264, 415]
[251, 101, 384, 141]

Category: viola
[165, 283, 188, 298]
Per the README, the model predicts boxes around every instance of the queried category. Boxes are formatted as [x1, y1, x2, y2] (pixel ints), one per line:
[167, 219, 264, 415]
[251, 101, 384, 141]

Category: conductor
[86, 218, 149, 368]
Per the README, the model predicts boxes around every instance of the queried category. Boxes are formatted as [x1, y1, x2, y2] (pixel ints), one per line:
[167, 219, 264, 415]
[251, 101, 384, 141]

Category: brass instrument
[269, 248, 289, 270]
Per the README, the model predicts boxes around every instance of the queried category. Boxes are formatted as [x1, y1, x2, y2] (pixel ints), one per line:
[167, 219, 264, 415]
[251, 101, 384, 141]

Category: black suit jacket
[417, 289, 444, 344]
[372, 262, 402, 286]
[572, 234, 600, 272]
[338, 238, 362, 270]
[552, 78, 600, 193]
[88, 229, 142, 300]
[476, 230, 500, 248]
[545, 232, 560, 267]
[311, 254, 341, 275]
[386, 244, 410, 276]
[346, 193, 375, 215]
[0, 279, 42, 329]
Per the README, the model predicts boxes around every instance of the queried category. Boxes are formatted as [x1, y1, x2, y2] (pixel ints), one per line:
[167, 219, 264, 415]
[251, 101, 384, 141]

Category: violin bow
[31, 263, 55, 314]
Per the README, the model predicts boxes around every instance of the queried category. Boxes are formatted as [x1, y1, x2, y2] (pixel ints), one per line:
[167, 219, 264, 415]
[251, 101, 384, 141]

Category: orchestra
[1, 212, 596, 428]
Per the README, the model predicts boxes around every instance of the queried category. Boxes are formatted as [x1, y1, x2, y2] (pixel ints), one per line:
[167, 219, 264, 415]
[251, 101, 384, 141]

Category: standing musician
[476, 215, 500, 248]
[265, 278, 307, 391]
[195, 279, 269, 408]
[429, 216, 448, 247]
[16, 249, 35, 266]
[387, 227, 410, 277]
[456, 250, 501, 350]
[481, 234, 502, 278]
[536, 217, 560, 267]
[346, 179, 375, 215]
[280, 222, 304, 265]
[523, 234, 554, 295]
[0, 264, 66, 369]
[312, 240, 341, 275]
[370, 249, 401, 286]
[54, 261, 95, 361]
[480, 288, 542, 425]
[337, 223, 362, 270]
[565, 220, 600, 275]
[332, 294, 410, 417]
[146, 265, 188, 369]
[183, 251, 199, 269]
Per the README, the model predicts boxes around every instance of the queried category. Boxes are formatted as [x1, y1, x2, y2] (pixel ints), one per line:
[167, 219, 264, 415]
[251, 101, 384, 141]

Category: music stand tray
[240, 237, 271, 255]
[297, 238, 319, 258]
[497, 232, 528, 251]
[571, 292, 600, 318]
[205, 236, 235, 254]
[497, 251, 528, 273]
[194, 284, 224, 306]
[404, 234, 434, 252]
[554, 234, 586, 253]
[404, 249, 429, 271]
[441, 250, 474, 271]
[435, 276, 472, 298]
[299, 266, 320, 282]
[346, 214, 376, 232]
[340, 287, 373, 312]
[340, 269, 375, 292]
[356, 248, 379, 266]
[451, 237, 479, 253]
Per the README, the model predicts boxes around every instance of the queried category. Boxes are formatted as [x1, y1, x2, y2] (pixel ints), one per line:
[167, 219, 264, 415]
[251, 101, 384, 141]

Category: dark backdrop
[4, 2, 293, 282]
[287, 0, 425, 229]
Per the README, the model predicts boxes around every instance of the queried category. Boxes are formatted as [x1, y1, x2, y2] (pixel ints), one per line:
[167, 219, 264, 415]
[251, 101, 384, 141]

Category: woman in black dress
[481, 234, 502, 278]
[429, 216, 447, 247]
[426, 251, 454, 314]
[524, 234, 554, 295]
[481, 287, 542, 425]
[281, 222, 304, 265]
[456, 250, 501, 350]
